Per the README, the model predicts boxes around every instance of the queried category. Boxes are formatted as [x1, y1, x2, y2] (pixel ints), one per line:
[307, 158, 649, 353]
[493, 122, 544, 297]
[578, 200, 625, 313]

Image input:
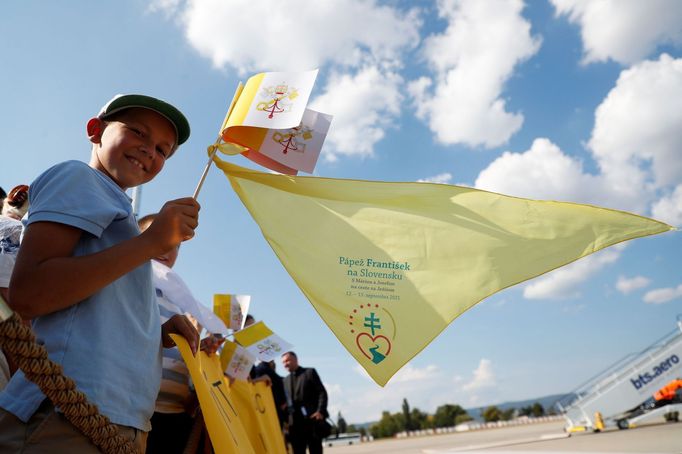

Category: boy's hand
[162, 314, 199, 355]
[200, 333, 225, 355]
[143, 198, 200, 254]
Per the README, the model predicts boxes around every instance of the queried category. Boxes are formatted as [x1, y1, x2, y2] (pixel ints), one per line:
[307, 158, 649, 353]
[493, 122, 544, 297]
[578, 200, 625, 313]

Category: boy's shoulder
[35, 160, 96, 183]
[28, 160, 133, 236]
[32, 160, 127, 198]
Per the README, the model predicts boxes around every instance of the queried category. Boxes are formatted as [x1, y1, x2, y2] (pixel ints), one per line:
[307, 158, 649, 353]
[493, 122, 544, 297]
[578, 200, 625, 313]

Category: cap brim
[99, 94, 190, 146]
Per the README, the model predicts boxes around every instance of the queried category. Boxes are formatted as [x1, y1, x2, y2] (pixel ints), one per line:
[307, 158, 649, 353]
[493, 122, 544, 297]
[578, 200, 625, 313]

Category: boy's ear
[86, 117, 104, 144]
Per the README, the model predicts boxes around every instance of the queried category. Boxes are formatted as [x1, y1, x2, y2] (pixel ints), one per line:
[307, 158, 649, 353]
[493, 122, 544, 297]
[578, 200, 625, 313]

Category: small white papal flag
[213, 294, 251, 331]
[233, 321, 293, 362]
[220, 340, 256, 381]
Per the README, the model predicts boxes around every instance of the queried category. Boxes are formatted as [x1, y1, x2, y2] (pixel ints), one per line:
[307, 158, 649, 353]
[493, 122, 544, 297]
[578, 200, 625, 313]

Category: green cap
[98, 94, 190, 145]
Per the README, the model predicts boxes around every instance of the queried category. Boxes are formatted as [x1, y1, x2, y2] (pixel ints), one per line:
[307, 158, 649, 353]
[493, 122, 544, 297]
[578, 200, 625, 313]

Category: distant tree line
[366, 398, 551, 439]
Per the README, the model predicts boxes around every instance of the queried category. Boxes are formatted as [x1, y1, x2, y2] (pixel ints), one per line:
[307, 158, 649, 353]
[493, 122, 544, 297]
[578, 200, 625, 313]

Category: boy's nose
[139, 145, 154, 160]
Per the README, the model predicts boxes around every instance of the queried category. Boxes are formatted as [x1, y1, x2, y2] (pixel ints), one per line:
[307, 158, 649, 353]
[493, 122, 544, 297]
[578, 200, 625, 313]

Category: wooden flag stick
[192, 146, 218, 200]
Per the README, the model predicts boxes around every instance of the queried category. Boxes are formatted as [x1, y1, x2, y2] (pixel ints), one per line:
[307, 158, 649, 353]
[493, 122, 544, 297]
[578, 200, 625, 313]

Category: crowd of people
[0, 184, 30, 390]
[0, 94, 329, 453]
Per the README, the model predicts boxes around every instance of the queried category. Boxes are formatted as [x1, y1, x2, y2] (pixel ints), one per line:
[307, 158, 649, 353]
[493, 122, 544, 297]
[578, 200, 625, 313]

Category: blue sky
[2, 0, 682, 424]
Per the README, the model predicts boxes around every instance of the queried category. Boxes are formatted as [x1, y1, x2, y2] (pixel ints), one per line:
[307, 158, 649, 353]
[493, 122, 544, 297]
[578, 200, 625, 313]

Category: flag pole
[192, 82, 244, 201]
[131, 185, 142, 218]
[192, 147, 218, 200]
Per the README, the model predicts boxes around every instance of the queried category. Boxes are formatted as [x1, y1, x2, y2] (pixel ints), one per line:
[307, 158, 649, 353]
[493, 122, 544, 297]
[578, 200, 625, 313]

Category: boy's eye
[156, 147, 169, 159]
[128, 126, 144, 137]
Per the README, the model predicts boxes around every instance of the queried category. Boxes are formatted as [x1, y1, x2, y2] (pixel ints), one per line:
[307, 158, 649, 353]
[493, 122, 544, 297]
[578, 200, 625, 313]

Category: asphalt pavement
[328, 420, 682, 454]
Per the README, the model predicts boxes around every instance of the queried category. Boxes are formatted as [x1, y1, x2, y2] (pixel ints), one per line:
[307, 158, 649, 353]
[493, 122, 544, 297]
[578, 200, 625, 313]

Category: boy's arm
[9, 198, 199, 319]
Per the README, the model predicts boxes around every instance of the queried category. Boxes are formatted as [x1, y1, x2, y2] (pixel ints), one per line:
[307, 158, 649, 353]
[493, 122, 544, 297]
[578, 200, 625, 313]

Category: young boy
[0, 94, 200, 453]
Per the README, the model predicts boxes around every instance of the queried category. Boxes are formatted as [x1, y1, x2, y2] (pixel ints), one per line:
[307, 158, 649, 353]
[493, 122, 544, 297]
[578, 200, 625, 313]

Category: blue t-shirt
[0, 160, 162, 431]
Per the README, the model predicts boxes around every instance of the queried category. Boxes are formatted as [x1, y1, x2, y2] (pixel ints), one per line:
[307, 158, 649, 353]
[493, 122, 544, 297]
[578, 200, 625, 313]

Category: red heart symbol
[356, 333, 392, 364]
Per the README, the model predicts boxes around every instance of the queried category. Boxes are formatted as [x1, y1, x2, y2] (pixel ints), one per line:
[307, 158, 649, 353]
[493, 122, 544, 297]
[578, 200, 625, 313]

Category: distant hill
[465, 393, 571, 421]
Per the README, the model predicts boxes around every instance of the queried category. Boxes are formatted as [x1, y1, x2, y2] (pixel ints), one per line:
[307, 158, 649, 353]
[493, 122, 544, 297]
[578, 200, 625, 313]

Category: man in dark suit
[282, 351, 328, 454]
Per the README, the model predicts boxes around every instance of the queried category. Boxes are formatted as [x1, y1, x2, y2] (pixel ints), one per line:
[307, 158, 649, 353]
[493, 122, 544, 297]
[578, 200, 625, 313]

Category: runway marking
[423, 452, 672, 454]
[422, 432, 570, 453]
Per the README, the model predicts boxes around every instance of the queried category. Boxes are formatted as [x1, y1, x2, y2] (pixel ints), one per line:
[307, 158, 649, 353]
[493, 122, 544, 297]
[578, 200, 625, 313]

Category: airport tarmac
[329, 420, 682, 453]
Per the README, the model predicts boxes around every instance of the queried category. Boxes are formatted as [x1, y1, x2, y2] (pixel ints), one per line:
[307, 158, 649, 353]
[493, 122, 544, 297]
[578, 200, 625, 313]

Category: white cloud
[471, 56, 682, 299]
[589, 54, 682, 193]
[158, 0, 420, 73]
[462, 358, 496, 391]
[418, 172, 453, 184]
[392, 364, 440, 383]
[147, 0, 181, 18]
[643, 284, 682, 304]
[343, 362, 445, 422]
[310, 67, 404, 159]
[475, 55, 682, 219]
[473, 137, 650, 215]
[524, 248, 621, 300]
[652, 184, 682, 227]
[353, 362, 439, 384]
[342, 361, 503, 422]
[410, 0, 540, 148]
[325, 382, 344, 420]
[353, 363, 371, 380]
[472, 136, 654, 300]
[150, 1, 421, 159]
[616, 275, 651, 294]
[472, 57, 682, 298]
[551, 0, 682, 65]
[475, 138, 604, 203]
[467, 394, 480, 406]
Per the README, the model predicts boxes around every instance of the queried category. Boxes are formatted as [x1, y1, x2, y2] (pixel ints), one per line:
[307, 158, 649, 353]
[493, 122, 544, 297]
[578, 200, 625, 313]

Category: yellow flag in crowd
[220, 340, 255, 381]
[213, 157, 674, 386]
[230, 379, 287, 454]
[213, 293, 251, 331]
[170, 335, 254, 453]
[171, 335, 286, 454]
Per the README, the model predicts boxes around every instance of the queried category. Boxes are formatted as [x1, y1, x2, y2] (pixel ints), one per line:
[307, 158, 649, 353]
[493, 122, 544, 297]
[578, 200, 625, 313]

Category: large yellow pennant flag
[213, 157, 674, 386]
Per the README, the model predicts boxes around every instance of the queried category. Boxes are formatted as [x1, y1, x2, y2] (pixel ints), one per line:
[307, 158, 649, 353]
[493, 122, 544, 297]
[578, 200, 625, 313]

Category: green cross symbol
[364, 312, 382, 336]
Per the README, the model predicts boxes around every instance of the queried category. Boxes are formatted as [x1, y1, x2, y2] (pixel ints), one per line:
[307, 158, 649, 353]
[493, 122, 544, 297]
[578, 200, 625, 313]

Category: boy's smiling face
[88, 107, 177, 189]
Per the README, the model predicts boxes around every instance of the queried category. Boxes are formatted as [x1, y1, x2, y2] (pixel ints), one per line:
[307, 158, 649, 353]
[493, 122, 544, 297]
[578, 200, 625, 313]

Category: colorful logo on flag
[257, 338, 284, 357]
[350, 303, 395, 365]
[256, 83, 299, 118]
[272, 123, 312, 155]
